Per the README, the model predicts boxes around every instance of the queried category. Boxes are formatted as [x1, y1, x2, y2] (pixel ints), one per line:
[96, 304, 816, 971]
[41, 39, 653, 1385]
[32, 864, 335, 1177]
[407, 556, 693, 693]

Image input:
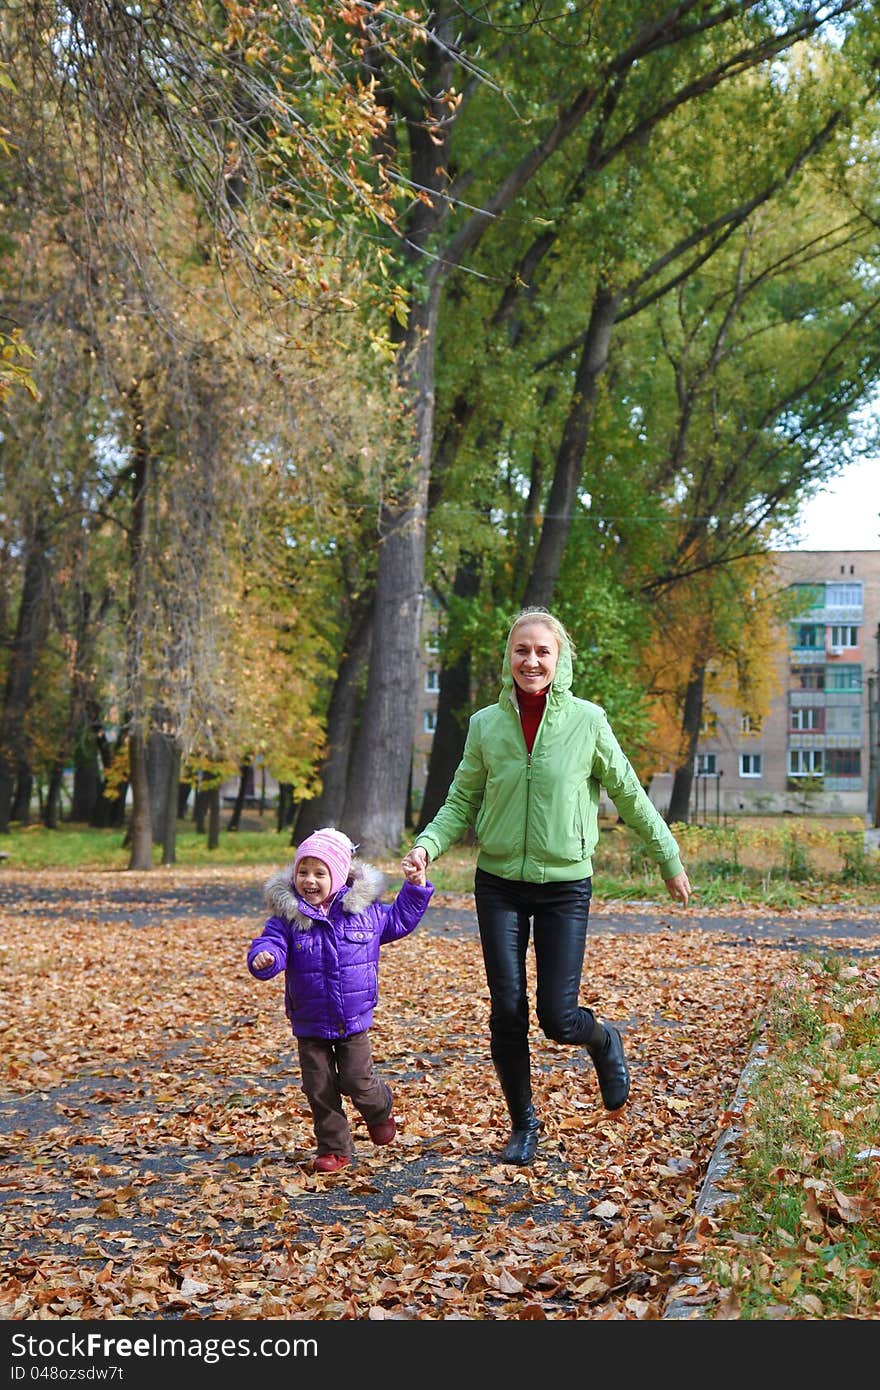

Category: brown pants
[297, 1031, 393, 1158]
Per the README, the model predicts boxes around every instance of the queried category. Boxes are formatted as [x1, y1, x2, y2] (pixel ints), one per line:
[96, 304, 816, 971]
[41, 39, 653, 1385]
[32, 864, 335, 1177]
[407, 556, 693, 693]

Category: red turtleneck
[517, 685, 548, 754]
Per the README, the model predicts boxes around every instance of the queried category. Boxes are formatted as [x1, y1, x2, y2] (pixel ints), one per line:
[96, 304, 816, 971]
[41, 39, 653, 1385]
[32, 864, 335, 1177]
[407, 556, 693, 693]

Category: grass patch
[0, 822, 483, 892]
[0, 823, 293, 871]
[698, 952, 880, 1319]
[593, 819, 880, 907]
[2, 817, 879, 906]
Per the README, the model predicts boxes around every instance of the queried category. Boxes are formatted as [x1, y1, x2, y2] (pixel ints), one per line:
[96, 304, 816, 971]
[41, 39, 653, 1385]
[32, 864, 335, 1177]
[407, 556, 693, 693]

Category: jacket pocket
[566, 782, 590, 859]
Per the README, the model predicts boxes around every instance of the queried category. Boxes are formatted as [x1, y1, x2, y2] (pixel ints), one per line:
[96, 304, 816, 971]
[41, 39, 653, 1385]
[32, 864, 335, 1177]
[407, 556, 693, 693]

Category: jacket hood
[263, 854, 387, 928]
[500, 614, 573, 705]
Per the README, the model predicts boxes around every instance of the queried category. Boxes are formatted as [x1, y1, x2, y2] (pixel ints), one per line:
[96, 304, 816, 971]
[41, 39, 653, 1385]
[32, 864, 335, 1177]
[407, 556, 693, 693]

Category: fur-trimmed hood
[263, 855, 387, 929]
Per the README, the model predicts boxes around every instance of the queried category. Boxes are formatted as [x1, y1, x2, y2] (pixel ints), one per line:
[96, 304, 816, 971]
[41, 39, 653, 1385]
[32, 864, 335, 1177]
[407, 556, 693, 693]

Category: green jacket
[414, 626, 683, 884]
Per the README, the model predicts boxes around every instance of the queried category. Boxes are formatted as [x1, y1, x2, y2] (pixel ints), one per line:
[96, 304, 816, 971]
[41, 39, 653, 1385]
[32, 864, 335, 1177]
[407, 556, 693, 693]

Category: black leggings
[474, 868, 598, 1066]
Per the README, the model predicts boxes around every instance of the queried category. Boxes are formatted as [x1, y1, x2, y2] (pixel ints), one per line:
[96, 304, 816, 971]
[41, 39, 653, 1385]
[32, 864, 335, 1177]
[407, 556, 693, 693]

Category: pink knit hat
[293, 828, 354, 899]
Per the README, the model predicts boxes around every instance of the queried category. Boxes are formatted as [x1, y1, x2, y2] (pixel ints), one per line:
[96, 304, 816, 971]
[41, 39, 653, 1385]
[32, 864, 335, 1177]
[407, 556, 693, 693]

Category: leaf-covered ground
[2, 868, 878, 1321]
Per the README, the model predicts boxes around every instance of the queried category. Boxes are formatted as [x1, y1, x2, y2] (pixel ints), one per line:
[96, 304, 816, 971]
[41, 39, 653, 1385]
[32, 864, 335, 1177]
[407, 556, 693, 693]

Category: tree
[339, 0, 880, 852]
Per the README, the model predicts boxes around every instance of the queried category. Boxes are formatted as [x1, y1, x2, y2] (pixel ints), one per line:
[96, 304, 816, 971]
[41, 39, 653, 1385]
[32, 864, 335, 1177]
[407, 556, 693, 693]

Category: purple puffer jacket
[247, 855, 433, 1040]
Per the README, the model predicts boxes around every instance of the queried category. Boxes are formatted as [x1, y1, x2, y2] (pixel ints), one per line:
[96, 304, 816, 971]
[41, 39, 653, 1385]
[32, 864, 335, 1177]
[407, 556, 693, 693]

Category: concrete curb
[662, 1027, 769, 1320]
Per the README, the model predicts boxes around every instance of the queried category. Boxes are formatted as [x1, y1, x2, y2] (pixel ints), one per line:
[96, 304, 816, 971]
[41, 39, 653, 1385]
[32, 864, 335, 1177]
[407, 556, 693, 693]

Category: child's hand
[402, 847, 428, 886]
[251, 950, 274, 971]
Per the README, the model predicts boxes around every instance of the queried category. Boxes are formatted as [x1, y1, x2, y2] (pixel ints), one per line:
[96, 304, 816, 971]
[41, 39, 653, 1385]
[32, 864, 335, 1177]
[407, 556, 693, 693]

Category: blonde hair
[508, 606, 576, 660]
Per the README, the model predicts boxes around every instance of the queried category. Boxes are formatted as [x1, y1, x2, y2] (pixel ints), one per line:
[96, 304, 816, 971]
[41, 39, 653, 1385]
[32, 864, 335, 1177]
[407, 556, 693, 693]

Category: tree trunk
[226, 758, 251, 831]
[72, 746, 101, 823]
[44, 762, 64, 829]
[0, 524, 50, 833]
[161, 742, 181, 865]
[127, 729, 153, 869]
[343, 291, 439, 855]
[11, 768, 33, 824]
[125, 392, 153, 869]
[102, 774, 128, 829]
[666, 663, 707, 824]
[417, 558, 479, 832]
[522, 286, 620, 608]
[276, 783, 292, 833]
[65, 586, 108, 825]
[195, 784, 208, 834]
[296, 599, 373, 841]
[147, 721, 178, 845]
[417, 647, 473, 832]
[207, 784, 220, 850]
[91, 724, 123, 828]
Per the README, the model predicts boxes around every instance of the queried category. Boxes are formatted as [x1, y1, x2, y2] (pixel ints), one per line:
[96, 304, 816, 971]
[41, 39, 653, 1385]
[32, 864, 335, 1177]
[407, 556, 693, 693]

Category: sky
[780, 457, 880, 551]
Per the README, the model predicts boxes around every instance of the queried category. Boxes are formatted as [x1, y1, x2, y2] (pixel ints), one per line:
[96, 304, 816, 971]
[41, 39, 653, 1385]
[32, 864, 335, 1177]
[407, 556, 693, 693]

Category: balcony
[790, 602, 863, 624]
[788, 732, 863, 750]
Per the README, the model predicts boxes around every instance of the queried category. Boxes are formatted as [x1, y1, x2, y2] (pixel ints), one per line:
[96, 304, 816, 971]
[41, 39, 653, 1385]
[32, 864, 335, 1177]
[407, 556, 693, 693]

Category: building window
[789, 749, 823, 776]
[425, 668, 440, 693]
[826, 665, 861, 691]
[826, 705, 861, 736]
[740, 714, 762, 734]
[826, 582, 862, 608]
[739, 753, 762, 777]
[790, 706, 822, 731]
[829, 624, 858, 649]
[423, 710, 437, 734]
[794, 624, 821, 648]
[424, 627, 440, 655]
[792, 666, 825, 690]
[825, 748, 861, 776]
[695, 754, 716, 775]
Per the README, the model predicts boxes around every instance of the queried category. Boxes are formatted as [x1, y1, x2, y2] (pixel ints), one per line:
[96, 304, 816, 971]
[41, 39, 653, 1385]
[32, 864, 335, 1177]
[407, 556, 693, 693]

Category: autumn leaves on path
[2, 871, 785, 1319]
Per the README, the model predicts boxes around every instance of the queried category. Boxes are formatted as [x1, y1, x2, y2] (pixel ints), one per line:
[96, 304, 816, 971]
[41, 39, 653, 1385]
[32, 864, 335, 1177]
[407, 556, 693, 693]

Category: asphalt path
[2, 875, 878, 946]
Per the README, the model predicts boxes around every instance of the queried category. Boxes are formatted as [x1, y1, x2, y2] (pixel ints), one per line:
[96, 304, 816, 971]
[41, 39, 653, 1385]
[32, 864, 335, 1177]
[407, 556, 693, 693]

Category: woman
[402, 606, 691, 1165]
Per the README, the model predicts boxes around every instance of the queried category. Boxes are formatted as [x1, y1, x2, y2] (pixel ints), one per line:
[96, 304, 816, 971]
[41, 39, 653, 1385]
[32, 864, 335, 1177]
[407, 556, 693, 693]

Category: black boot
[587, 1022, 630, 1110]
[493, 1055, 541, 1165]
[502, 1113, 540, 1165]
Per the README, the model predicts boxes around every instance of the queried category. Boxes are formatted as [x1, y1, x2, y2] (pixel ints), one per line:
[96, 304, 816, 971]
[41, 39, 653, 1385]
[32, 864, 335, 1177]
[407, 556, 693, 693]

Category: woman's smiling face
[509, 620, 559, 694]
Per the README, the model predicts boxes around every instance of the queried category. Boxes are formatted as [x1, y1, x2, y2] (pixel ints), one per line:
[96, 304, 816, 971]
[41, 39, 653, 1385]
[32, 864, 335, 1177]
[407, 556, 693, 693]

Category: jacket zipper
[522, 751, 532, 876]
[515, 687, 546, 877]
[522, 700, 542, 872]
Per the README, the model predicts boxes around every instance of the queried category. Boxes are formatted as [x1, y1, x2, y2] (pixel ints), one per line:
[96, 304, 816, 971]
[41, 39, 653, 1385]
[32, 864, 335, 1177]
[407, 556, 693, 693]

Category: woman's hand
[402, 859, 427, 886]
[402, 846, 429, 878]
[664, 870, 691, 907]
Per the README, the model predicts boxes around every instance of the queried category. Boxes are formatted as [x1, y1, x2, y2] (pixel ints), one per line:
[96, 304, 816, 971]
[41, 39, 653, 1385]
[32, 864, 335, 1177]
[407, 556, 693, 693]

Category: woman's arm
[592, 712, 686, 883]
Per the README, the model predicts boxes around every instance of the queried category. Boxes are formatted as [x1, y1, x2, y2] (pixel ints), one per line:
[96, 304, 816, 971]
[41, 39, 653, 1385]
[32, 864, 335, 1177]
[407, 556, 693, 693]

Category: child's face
[295, 856, 333, 906]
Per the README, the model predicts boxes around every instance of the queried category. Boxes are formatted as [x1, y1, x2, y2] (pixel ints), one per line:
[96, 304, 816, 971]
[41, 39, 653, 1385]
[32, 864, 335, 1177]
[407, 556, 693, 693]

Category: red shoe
[367, 1115, 396, 1145]
[313, 1153, 351, 1173]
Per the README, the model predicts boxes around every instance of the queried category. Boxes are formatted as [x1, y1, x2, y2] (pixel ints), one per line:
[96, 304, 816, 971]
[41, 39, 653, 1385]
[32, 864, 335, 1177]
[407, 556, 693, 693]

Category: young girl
[248, 827, 432, 1173]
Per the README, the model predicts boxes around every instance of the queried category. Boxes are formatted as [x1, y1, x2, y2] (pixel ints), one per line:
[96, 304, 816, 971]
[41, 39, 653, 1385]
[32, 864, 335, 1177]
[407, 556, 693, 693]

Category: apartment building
[649, 549, 880, 820]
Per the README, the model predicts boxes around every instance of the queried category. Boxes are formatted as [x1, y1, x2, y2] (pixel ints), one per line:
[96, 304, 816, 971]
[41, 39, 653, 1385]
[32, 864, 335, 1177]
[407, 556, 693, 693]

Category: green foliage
[594, 818, 880, 906]
[780, 830, 812, 882]
[839, 834, 880, 885]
